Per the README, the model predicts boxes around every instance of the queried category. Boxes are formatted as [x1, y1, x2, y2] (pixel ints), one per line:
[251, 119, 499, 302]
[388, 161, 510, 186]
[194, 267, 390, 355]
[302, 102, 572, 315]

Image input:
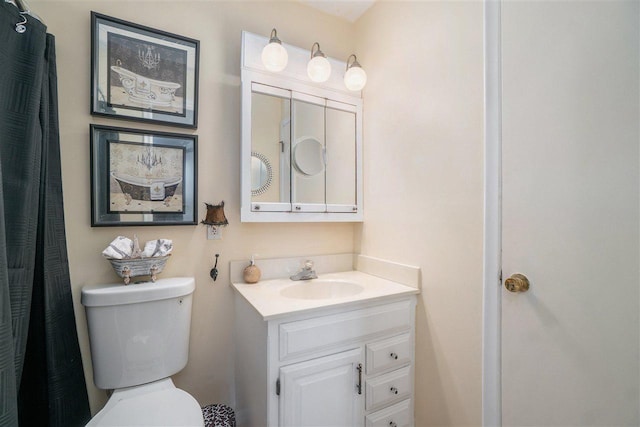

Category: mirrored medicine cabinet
[240, 31, 363, 222]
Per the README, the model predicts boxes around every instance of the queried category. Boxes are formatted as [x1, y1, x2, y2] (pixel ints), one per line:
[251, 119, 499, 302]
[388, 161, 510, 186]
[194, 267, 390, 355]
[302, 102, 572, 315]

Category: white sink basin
[280, 279, 364, 300]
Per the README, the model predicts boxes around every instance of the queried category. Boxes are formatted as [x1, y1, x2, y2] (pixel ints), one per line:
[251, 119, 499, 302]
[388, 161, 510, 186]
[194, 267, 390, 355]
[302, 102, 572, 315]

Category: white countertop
[231, 270, 420, 320]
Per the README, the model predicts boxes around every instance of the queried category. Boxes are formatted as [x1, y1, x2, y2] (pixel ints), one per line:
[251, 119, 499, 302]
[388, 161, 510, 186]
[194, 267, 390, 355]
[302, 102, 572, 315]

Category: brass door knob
[504, 273, 530, 293]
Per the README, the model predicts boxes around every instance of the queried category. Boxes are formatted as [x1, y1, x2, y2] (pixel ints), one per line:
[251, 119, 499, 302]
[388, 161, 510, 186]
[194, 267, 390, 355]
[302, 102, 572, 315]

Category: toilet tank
[81, 277, 195, 390]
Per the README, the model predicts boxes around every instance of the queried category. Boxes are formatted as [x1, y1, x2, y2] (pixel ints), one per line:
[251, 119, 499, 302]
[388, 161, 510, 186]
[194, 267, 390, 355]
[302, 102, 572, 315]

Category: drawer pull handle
[390, 386, 398, 395]
[389, 422, 397, 427]
[390, 352, 398, 360]
[356, 363, 362, 395]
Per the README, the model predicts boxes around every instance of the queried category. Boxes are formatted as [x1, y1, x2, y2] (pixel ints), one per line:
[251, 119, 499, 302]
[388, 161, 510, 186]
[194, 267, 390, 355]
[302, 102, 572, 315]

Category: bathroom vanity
[231, 256, 419, 427]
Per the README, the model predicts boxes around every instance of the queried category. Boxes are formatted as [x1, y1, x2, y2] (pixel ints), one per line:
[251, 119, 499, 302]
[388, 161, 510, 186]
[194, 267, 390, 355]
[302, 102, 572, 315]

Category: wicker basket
[107, 255, 170, 285]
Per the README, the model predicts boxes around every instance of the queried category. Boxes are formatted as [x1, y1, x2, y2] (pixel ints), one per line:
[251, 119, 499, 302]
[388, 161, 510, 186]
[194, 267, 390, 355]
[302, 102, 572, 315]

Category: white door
[279, 348, 364, 427]
[500, 1, 639, 426]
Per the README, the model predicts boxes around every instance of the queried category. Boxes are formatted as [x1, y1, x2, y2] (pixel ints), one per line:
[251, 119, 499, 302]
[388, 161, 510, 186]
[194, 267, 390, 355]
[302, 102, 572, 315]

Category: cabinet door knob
[390, 386, 398, 394]
[295, 206, 301, 211]
[390, 352, 398, 360]
[254, 205, 261, 210]
[389, 422, 397, 427]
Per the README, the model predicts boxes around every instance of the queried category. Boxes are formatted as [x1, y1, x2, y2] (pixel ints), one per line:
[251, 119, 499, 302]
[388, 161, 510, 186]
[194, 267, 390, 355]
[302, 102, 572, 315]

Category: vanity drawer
[279, 300, 412, 361]
[365, 366, 411, 410]
[365, 399, 412, 427]
[366, 333, 411, 375]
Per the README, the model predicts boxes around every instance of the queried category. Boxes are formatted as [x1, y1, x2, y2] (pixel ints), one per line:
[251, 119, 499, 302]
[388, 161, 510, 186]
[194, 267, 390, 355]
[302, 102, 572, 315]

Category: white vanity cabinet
[234, 296, 417, 427]
[279, 347, 363, 426]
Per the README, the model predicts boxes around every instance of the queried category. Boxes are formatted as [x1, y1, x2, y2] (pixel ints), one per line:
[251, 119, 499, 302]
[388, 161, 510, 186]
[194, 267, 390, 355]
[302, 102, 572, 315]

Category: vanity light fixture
[261, 28, 288, 72]
[344, 54, 367, 91]
[307, 42, 331, 83]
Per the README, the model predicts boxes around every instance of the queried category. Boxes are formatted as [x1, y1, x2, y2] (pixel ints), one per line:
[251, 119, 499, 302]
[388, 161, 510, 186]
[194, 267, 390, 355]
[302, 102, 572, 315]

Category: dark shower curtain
[0, 4, 91, 426]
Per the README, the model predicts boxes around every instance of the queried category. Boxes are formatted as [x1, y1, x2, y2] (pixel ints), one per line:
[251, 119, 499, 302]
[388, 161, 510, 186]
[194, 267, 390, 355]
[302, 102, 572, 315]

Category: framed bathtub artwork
[90, 125, 198, 226]
[91, 12, 200, 128]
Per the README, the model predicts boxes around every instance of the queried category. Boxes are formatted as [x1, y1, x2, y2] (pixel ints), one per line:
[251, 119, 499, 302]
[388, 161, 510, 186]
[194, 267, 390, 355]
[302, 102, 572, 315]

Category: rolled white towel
[102, 236, 133, 259]
[142, 239, 173, 258]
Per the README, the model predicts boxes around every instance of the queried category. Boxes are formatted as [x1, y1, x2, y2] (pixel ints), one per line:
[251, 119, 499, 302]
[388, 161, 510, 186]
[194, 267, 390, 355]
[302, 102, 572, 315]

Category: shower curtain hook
[15, 12, 27, 33]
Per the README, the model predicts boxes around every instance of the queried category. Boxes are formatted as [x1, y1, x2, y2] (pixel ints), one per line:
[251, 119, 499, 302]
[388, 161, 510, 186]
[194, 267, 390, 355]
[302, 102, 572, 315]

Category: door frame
[482, 0, 502, 426]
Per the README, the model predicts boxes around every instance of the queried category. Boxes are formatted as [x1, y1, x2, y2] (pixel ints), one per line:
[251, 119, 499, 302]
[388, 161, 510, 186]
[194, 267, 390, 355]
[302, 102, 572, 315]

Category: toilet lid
[89, 387, 204, 426]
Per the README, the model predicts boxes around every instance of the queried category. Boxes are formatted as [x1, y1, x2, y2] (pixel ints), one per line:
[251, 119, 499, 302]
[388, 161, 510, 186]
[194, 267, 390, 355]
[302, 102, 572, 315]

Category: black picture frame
[91, 124, 197, 226]
[91, 12, 199, 128]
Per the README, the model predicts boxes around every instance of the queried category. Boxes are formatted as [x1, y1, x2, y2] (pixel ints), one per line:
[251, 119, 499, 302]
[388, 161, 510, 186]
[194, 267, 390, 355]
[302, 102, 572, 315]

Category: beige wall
[33, 0, 357, 413]
[355, 2, 484, 425]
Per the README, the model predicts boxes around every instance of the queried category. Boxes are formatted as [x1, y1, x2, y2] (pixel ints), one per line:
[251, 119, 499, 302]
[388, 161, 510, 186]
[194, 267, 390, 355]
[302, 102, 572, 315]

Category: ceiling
[299, 0, 376, 23]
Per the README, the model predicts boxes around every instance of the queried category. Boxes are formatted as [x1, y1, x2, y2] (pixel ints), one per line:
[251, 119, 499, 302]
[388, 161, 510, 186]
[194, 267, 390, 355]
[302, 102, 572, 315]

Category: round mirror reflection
[251, 152, 273, 196]
[293, 137, 325, 176]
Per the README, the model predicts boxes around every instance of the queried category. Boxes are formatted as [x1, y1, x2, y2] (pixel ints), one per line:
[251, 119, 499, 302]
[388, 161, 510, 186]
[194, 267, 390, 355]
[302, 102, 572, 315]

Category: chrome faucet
[290, 260, 318, 281]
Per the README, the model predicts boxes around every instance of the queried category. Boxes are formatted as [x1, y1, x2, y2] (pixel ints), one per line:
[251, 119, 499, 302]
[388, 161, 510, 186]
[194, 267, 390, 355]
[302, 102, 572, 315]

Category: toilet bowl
[82, 277, 204, 426]
[87, 378, 203, 426]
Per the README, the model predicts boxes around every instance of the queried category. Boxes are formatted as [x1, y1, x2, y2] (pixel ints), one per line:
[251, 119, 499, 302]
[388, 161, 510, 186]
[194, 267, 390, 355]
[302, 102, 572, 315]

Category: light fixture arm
[346, 54, 361, 70]
[310, 42, 326, 59]
[269, 28, 282, 44]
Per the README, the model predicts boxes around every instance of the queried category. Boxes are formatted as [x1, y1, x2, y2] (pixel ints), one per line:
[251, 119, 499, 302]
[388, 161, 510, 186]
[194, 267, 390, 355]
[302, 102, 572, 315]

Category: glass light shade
[307, 56, 331, 82]
[344, 66, 367, 91]
[261, 42, 288, 72]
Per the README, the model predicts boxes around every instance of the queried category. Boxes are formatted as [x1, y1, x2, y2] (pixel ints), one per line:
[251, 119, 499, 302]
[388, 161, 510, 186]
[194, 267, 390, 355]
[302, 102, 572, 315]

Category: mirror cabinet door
[251, 89, 291, 209]
[292, 95, 326, 211]
[243, 78, 361, 221]
[325, 103, 357, 211]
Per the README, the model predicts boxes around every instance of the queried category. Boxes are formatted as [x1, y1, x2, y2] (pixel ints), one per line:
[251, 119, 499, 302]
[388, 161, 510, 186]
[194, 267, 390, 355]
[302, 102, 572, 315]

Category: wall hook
[210, 253, 219, 281]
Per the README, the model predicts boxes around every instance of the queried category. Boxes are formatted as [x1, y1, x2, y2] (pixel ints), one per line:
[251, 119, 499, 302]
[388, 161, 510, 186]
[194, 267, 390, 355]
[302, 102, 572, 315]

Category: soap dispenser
[243, 255, 261, 284]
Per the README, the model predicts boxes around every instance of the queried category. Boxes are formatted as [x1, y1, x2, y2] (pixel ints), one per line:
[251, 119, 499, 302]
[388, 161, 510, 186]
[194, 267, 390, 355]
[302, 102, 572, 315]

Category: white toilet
[81, 277, 204, 426]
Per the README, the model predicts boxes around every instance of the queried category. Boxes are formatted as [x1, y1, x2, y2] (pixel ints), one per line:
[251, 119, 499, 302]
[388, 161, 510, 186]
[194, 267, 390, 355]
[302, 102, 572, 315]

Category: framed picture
[91, 124, 197, 226]
[91, 12, 199, 128]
